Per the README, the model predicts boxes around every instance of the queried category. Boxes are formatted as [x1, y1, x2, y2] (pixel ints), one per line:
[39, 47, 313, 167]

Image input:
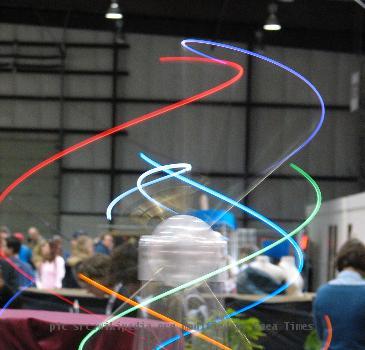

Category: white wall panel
[17, 45, 60, 58]
[63, 102, 112, 130]
[247, 179, 311, 220]
[115, 103, 246, 173]
[62, 134, 111, 169]
[65, 28, 113, 43]
[0, 101, 60, 129]
[120, 34, 247, 102]
[290, 110, 359, 177]
[248, 179, 359, 221]
[60, 215, 107, 238]
[2, 24, 111, 44]
[15, 24, 63, 42]
[16, 74, 61, 95]
[14, 101, 60, 128]
[249, 108, 359, 177]
[252, 46, 359, 106]
[0, 23, 16, 40]
[64, 75, 111, 97]
[66, 48, 113, 70]
[62, 174, 110, 213]
[0, 132, 59, 231]
[0, 101, 15, 126]
[0, 74, 16, 95]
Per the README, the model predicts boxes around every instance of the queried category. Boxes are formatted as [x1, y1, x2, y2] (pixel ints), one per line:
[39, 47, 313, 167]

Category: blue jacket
[313, 270, 365, 349]
[94, 242, 110, 255]
[10, 257, 35, 288]
[19, 245, 32, 265]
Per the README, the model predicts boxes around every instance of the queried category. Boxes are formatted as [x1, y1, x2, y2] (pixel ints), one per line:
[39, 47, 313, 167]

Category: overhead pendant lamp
[106, 0, 123, 20]
[263, 3, 281, 31]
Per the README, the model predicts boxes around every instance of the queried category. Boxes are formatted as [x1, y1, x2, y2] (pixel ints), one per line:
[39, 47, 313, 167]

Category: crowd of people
[0, 225, 138, 313]
[1, 223, 365, 348]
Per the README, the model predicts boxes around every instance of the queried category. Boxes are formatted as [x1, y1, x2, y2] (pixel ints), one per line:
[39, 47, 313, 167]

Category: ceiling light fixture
[263, 3, 281, 31]
[106, 0, 123, 20]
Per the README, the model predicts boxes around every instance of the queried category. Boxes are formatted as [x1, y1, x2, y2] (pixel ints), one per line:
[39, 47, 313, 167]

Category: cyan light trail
[136, 163, 192, 214]
[79, 157, 321, 350]
[107, 170, 188, 220]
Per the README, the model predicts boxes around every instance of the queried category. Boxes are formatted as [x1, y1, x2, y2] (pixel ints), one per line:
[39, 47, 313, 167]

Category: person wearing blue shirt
[313, 239, 365, 350]
[5, 236, 35, 288]
[94, 233, 114, 255]
[13, 233, 32, 265]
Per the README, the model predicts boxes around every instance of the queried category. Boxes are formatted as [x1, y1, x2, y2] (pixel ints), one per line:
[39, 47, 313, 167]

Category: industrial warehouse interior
[0, 1, 364, 349]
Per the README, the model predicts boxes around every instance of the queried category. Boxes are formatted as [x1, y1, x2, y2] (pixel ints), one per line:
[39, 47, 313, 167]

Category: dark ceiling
[0, 0, 364, 52]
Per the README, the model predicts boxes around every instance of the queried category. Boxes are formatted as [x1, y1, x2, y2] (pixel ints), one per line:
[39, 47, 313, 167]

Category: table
[20, 288, 108, 314]
[25, 288, 98, 298]
[224, 293, 315, 350]
[11, 291, 316, 349]
[0, 310, 184, 350]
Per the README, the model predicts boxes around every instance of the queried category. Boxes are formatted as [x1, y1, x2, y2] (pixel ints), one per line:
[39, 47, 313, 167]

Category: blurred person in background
[77, 254, 111, 298]
[313, 239, 365, 349]
[0, 253, 17, 292]
[27, 226, 45, 269]
[5, 236, 35, 288]
[0, 225, 10, 240]
[36, 240, 65, 289]
[0, 226, 11, 255]
[13, 232, 32, 265]
[108, 242, 139, 294]
[0, 226, 18, 293]
[64, 230, 85, 260]
[0, 269, 20, 308]
[94, 233, 114, 255]
[78, 242, 139, 315]
[52, 235, 63, 258]
[64, 235, 94, 288]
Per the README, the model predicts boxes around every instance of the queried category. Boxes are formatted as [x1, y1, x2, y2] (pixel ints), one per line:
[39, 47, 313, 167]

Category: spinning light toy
[136, 163, 192, 214]
[80, 37, 325, 349]
[79, 160, 321, 350]
[0, 36, 326, 350]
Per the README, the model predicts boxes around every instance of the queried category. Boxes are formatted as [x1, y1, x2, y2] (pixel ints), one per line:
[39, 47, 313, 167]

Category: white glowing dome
[139, 215, 227, 286]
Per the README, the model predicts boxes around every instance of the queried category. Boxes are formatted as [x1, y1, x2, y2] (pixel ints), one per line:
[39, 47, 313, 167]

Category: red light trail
[0, 57, 243, 204]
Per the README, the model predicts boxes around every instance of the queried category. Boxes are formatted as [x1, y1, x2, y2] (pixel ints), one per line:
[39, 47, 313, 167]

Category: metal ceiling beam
[61, 167, 359, 183]
[0, 93, 349, 111]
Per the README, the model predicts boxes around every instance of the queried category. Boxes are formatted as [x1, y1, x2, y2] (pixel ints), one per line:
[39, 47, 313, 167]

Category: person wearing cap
[13, 232, 32, 265]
